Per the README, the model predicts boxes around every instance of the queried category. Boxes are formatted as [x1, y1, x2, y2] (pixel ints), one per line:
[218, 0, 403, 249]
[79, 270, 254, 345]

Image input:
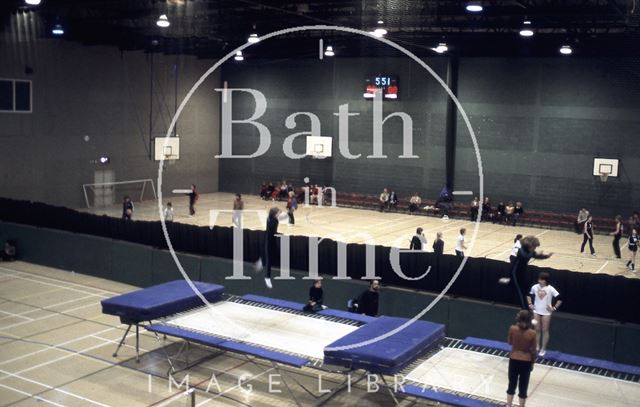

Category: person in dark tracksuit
[410, 228, 426, 251]
[260, 207, 280, 288]
[187, 184, 198, 216]
[611, 215, 624, 259]
[504, 236, 553, 309]
[122, 196, 134, 220]
[627, 228, 638, 272]
[357, 280, 380, 317]
[580, 215, 595, 255]
[303, 279, 324, 313]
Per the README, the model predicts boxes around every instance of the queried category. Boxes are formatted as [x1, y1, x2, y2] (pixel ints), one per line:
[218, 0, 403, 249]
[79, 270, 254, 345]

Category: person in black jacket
[502, 236, 553, 309]
[357, 280, 380, 317]
[410, 228, 426, 251]
[432, 232, 444, 256]
[122, 196, 134, 220]
[259, 207, 280, 289]
[303, 279, 324, 313]
[187, 184, 198, 216]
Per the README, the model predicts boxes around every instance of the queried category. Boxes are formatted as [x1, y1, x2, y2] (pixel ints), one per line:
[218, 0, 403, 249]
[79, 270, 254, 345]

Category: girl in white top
[163, 202, 174, 222]
[455, 228, 467, 257]
[509, 234, 523, 264]
[527, 271, 562, 356]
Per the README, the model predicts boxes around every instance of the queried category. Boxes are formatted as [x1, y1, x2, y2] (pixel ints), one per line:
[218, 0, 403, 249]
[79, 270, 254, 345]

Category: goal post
[82, 179, 157, 209]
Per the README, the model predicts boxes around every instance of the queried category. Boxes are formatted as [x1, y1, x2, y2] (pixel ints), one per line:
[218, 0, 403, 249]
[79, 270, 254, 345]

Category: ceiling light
[234, 51, 244, 61]
[247, 33, 260, 43]
[372, 20, 387, 37]
[465, 2, 483, 12]
[560, 45, 572, 55]
[51, 24, 64, 35]
[519, 20, 534, 37]
[372, 28, 387, 38]
[324, 46, 335, 57]
[156, 14, 170, 28]
[25, 0, 42, 5]
[434, 43, 448, 54]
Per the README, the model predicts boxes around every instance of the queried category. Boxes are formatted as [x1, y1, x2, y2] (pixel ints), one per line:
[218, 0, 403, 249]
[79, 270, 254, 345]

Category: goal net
[82, 179, 157, 209]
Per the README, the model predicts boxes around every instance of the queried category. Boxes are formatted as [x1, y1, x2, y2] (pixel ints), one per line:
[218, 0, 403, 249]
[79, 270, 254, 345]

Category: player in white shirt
[163, 202, 174, 222]
[455, 228, 467, 257]
[509, 234, 523, 263]
[527, 272, 562, 357]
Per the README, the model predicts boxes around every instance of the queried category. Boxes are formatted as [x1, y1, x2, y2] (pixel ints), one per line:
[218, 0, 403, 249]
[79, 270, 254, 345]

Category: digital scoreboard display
[364, 75, 398, 100]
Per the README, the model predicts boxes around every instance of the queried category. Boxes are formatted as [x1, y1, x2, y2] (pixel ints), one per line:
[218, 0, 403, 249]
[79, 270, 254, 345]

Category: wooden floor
[84, 192, 637, 279]
[0, 262, 426, 406]
[1, 262, 638, 406]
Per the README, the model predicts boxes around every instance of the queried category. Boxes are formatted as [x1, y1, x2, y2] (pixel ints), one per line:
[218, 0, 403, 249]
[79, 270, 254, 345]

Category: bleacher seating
[329, 192, 615, 234]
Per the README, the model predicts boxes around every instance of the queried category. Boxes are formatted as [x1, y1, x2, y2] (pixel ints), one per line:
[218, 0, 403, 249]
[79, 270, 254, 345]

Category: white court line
[0, 302, 98, 330]
[0, 295, 95, 322]
[0, 332, 139, 380]
[0, 269, 109, 299]
[0, 265, 117, 296]
[0, 310, 33, 321]
[595, 261, 609, 274]
[0, 382, 66, 407]
[0, 325, 120, 366]
[0, 368, 110, 407]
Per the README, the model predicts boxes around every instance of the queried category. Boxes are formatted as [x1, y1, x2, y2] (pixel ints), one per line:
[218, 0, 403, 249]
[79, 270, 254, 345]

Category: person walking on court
[122, 196, 134, 220]
[286, 191, 298, 225]
[410, 227, 427, 251]
[527, 272, 562, 357]
[455, 228, 467, 257]
[627, 228, 638, 272]
[580, 215, 595, 256]
[506, 310, 537, 407]
[187, 184, 198, 216]
[163, 202, 174, 222]
[510, 234, 523, 264]
[232, 194, 244, 227]
[611, 215, 624, 259]
[575, 207, 590, 234]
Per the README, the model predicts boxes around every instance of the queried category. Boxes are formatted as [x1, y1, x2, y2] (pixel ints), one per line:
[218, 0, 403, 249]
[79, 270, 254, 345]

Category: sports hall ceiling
[2, 0, 639, 58]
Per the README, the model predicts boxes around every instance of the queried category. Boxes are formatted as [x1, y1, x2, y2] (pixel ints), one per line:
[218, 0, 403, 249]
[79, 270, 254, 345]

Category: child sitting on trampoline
[303, 279, 326, 313]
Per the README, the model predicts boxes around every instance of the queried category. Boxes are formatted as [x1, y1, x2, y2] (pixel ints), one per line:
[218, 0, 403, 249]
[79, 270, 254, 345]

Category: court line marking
[0, 310, 33, 321]
[0, 268, 109, 299]
[0, 265, 118, 295]
[0, 302, 99, 330]
[595, 261, 609, 274]
[0, 382, 65, 407]
[0, 368, 110, 407]
[0, 295, 95, 322]
[0, 332, 139, 380]
[0, 325, 120, 366]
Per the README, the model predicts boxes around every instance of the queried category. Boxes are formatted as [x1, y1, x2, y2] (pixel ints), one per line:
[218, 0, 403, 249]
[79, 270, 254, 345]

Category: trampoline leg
[113, 324, 132, 358]
[135, 324, 140, 363]
[380, 375, 401, 406]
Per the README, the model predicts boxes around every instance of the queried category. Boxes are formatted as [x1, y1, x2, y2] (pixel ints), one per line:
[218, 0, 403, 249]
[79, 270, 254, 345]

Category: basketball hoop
[599, 171, 609, 183]
[164, 155, 176, 165]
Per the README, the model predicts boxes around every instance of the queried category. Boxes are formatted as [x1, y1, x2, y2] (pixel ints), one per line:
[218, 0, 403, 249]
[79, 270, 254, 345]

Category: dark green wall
[2, 221, 639, 366]
[220, 57, 640, 216]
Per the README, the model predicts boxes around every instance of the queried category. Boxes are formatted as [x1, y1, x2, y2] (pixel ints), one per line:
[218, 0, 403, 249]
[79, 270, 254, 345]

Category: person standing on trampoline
[504, 236, 553, 309]
[259, 207, 280, 289]
[527, 272, 562, 357]
[506, 310, 537, 407]
[580, 215, 595, 256]
[627, 228, 638, 272]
